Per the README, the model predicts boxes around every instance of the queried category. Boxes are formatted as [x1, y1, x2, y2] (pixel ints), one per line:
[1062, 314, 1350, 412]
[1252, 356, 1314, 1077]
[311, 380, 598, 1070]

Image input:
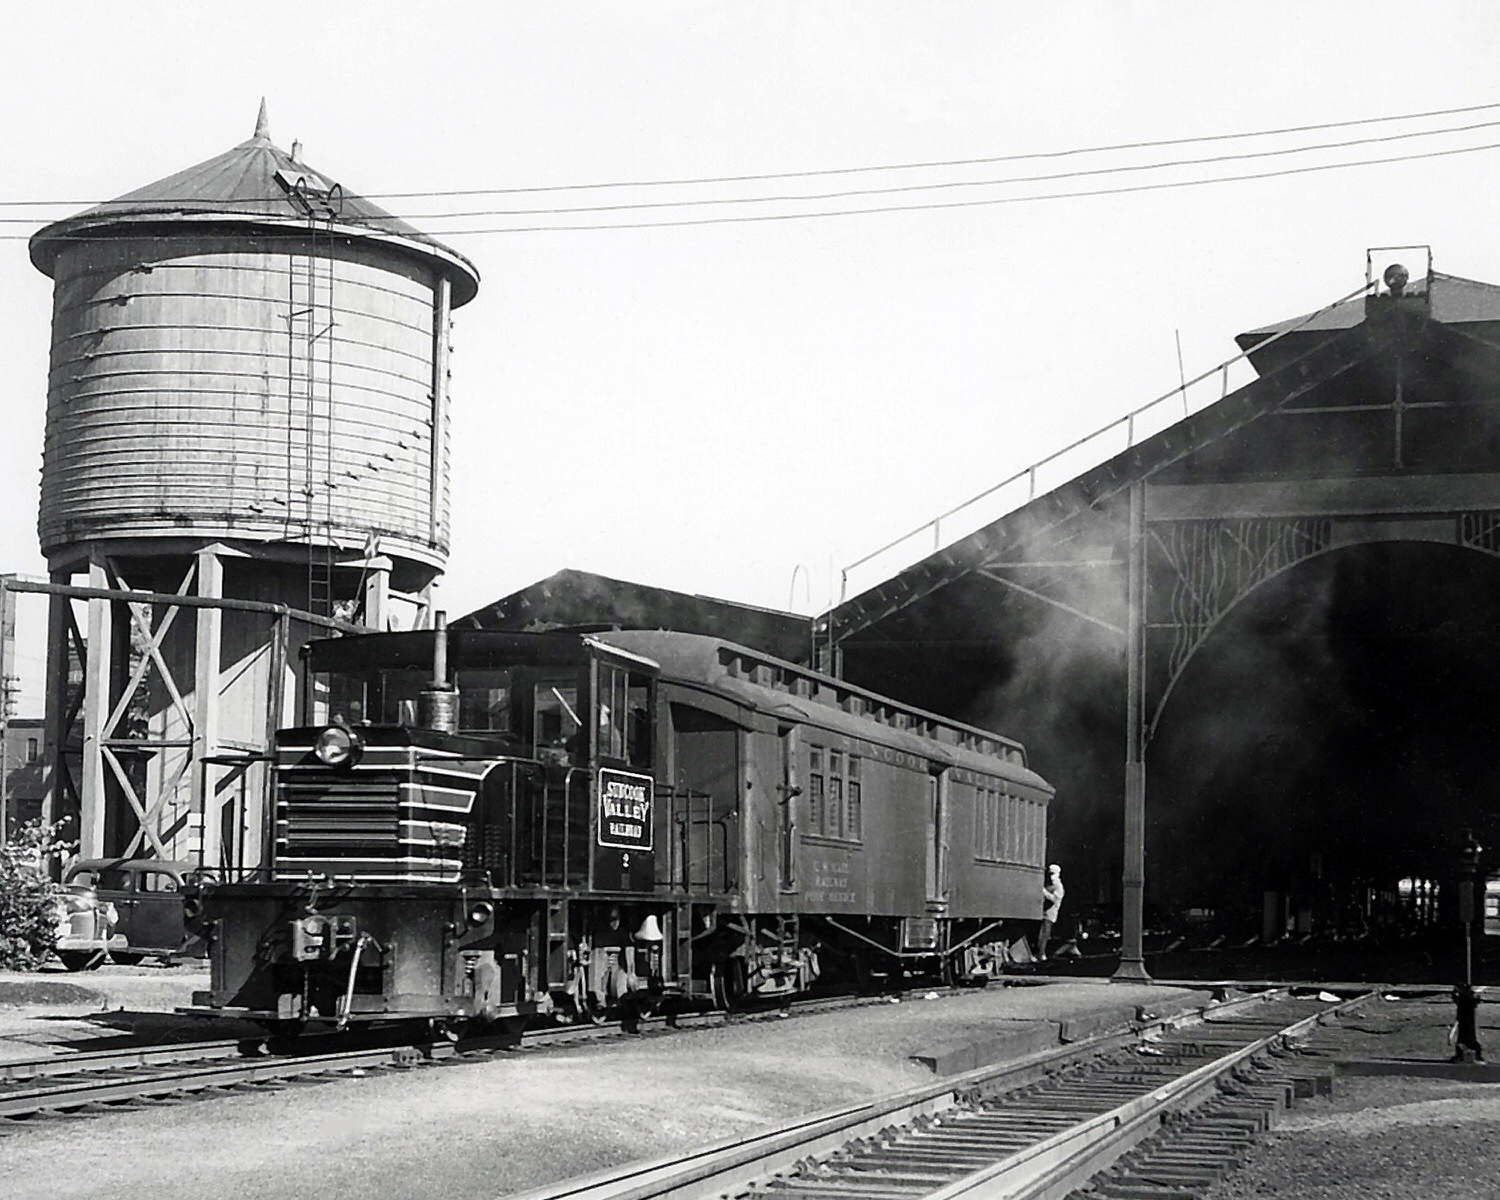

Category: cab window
[313, 669, 427, 726]
[457, 668, 516, 737]
[534, 674, 583, 762]
[596, 664, 653, 767]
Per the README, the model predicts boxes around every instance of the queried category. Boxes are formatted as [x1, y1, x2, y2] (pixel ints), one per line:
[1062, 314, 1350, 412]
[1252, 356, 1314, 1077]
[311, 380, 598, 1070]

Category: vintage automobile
[56, 858, 208, 967]
[52, 882, 118, 971]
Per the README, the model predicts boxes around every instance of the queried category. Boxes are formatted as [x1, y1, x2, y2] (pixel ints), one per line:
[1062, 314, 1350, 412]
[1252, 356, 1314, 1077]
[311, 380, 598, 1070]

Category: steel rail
[501, 989, 1365, 1200]
[0, 1038, 249, 1084]
[944, 991, 1372, 1200]
[0, 1040, 460, 1120]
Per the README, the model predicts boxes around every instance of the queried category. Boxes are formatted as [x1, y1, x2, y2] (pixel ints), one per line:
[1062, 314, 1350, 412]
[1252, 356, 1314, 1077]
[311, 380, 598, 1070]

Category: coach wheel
[850, 953, 874, 994]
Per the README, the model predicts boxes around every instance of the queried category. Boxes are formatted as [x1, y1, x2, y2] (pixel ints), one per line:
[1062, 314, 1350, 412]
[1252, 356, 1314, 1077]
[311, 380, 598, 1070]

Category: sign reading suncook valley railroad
[597, 769, 654, 850]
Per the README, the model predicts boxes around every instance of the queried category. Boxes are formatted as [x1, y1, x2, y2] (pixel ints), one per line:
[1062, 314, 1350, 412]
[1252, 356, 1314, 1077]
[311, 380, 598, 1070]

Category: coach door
[672, 704, 740, 894]
[778, 726, 798, 892]
[926, 771, 949, 906]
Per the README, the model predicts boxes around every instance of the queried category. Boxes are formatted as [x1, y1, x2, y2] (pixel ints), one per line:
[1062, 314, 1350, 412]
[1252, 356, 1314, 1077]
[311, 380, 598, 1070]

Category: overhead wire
[2, 111, 1499, 240]
[2, 97, 1499, 207]
[348, 114, 1500, 220]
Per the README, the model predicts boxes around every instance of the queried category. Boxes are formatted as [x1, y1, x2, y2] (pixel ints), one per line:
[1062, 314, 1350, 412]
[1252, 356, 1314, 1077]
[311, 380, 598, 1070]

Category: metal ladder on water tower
[284, 176, 342, 617]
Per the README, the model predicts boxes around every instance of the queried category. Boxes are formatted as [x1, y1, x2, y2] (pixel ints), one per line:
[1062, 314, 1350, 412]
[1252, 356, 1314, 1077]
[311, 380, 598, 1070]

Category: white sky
[4, 2, 1500, 714]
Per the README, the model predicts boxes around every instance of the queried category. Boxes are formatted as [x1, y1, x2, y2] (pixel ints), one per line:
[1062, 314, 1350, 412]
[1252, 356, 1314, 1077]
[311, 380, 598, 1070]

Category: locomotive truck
[186, 622, 1054, 1035]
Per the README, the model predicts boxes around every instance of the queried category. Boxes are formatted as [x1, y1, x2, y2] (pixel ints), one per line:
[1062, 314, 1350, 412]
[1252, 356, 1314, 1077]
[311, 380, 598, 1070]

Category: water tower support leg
[363, 558, 390, 631]
[79, 556, 112, 859]
[194, 547, 224, 871]
[41, 570, 72, 849]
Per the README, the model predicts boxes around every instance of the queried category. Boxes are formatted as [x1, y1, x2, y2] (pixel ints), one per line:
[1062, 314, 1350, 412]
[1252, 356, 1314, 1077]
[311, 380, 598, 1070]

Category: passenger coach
[187, 625, 1054, 1034]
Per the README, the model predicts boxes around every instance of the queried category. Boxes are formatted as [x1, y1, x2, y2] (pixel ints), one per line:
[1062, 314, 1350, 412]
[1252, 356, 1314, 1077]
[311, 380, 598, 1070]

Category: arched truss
[1146, 510, 1500, 742]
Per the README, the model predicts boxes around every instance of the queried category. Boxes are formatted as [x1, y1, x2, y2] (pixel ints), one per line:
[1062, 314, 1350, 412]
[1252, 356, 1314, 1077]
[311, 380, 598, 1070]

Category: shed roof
[455, 568, 815, 664]
[29, 102, 479, 305]
[1236, 271, 1500, 373]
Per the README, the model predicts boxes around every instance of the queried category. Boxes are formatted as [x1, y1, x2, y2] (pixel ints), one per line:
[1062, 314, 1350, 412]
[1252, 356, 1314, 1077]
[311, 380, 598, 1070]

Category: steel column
[1115, 481, 1151, 981]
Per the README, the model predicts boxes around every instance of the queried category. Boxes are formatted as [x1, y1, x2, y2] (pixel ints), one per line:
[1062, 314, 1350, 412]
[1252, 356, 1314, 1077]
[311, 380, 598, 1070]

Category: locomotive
[186, 622, 1054, 1034]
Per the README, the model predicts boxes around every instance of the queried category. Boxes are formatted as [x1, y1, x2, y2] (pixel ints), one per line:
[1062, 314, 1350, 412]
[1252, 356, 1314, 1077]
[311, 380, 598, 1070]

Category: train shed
[455, 568, 814, 662]
[823, 260, 1500, 973]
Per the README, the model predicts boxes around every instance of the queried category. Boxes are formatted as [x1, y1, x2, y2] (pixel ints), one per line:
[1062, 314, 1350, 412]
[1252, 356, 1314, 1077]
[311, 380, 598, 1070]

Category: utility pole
[0, 576, 13, 844]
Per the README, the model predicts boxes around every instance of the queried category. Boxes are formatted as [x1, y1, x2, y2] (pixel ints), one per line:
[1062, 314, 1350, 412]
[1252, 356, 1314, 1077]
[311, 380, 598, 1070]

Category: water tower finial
[253, 98, 270, 141]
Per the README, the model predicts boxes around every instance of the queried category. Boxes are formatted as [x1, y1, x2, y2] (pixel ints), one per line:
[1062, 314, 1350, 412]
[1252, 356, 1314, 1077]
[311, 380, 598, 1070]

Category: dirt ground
[0, 962, 227, 1058]
[1203, 1077, 1500, 1200]
[0, 974, 1204, 1200]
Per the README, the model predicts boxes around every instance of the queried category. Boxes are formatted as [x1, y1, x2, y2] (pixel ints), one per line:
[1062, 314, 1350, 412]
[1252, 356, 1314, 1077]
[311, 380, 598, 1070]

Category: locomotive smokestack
[419, 612, 458, 733]
[432, 611, 449, 686]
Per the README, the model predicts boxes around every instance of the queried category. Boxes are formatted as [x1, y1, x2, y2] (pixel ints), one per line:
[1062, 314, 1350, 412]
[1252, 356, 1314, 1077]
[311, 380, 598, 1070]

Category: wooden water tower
[27, 105, 480, 866]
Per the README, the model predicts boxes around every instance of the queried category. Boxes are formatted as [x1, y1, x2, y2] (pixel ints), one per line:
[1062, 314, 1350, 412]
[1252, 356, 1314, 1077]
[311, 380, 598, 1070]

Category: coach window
[808, 747, 825, 835]
[827, 751, 845, 839]
[846, 756, 862, 840]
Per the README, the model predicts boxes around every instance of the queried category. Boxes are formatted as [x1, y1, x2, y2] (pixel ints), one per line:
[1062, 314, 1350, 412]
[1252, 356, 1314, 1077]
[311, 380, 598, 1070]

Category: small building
[3, 718, 46, 839]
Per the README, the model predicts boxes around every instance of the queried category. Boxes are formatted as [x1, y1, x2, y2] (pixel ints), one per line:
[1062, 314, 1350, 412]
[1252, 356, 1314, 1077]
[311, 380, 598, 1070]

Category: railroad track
[0, 985, 930, 1126]
[507, 988, 1372, 1200]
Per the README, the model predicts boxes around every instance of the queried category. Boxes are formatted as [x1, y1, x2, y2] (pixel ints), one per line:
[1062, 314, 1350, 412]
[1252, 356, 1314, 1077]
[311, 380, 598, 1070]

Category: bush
[0, 821, 69, 970]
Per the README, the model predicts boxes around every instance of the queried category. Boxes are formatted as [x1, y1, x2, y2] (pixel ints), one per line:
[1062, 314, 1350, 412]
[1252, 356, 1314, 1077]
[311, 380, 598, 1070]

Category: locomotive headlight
[467, 901, 495, 928]
[314, 724, 362, 768]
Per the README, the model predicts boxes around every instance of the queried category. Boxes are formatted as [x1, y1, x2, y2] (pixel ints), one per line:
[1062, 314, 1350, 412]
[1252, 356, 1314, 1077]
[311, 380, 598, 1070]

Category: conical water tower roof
[30, 102, 479, 305]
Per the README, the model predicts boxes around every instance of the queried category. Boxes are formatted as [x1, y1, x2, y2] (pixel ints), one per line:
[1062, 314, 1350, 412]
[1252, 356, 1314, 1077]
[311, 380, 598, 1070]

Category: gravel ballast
[1199, 995, 1500, 1200]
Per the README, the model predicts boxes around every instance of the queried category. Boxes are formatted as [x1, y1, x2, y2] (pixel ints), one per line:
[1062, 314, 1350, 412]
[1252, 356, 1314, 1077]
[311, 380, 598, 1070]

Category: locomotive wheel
[709, 959, 747, 1011]
[568, 992, 607, 1025]
[261, 1019, 308, 1039]
[56, 950, 101, 972]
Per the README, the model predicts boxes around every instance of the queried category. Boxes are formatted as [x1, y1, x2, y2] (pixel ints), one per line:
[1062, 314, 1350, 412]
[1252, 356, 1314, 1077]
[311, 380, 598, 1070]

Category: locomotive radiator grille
[272, 747, 482, 883]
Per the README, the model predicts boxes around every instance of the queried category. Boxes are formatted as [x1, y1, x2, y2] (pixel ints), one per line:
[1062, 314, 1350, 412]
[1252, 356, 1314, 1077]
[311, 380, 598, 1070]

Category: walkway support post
[1115, 480, 1151, 981]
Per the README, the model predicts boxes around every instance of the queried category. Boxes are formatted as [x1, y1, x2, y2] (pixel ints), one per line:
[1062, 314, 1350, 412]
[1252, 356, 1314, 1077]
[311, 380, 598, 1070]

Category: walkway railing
[839, 279, 1377, 602]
